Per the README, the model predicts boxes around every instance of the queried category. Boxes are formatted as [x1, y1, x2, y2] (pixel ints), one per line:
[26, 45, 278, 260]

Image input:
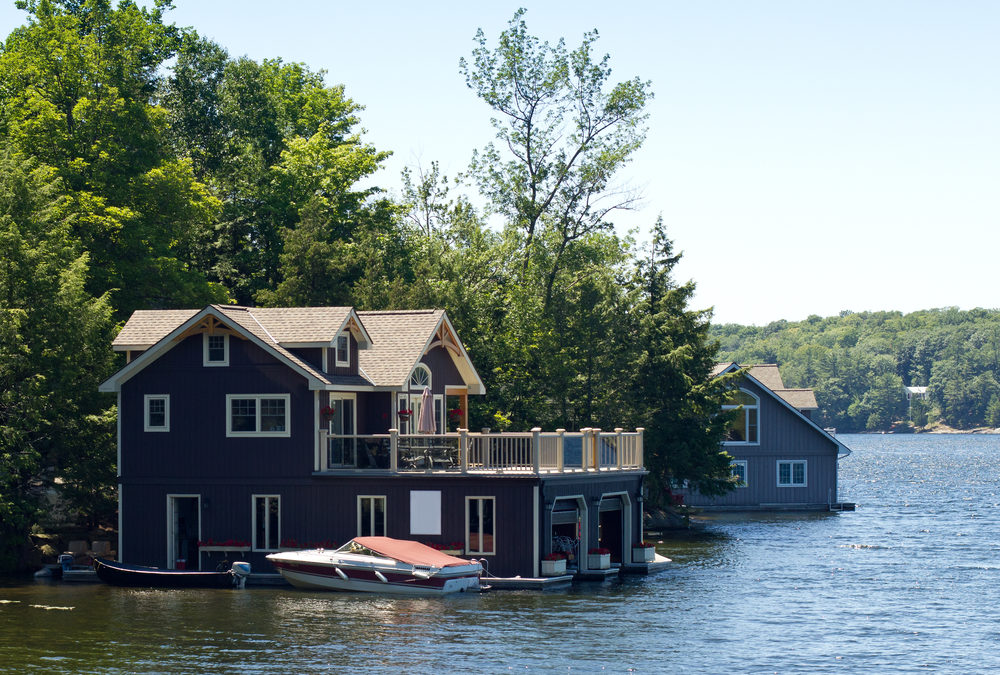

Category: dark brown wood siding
[420, 346, 463, 395]
[119, 334, 314, 481]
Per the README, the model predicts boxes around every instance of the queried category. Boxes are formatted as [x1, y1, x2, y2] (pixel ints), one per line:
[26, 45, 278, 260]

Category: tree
[630, 217, 736, 501]
[0, 146, 116, 569]
[161, 49, 390, 305]
[460, 8, 652, 308]
[0, 0, 227, 318]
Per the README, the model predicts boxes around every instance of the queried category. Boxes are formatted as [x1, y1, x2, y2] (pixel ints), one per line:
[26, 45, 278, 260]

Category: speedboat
[93, 557, 251, 589]
[266, 536, 483, 595]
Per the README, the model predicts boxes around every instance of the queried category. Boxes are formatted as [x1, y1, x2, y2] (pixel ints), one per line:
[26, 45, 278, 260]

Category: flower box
[632, 545, 655, 563]
[588, 553, 611, 569]
[541, 558, 567, 576]
[440, 549, 464, 556]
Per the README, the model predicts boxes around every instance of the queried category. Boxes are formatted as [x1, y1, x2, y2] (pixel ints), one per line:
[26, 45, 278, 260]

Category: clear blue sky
[2, 1, 998, 325]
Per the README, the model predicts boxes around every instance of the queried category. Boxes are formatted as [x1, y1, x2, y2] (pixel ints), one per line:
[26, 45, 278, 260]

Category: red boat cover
[352, 537, 474, 568]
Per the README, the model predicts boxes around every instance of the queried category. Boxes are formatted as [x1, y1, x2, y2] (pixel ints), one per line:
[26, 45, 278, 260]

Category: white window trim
[335, 333, 350, 368]
[226, 394, 291, 438]
[409, 364, 431, 390]
[144, 394, 170, 432]
[777, 460, 808, 487]
[357, 495, 387, 537]
[466, 495, 496, 556]
[723, 388, 760, 445]
[731, 460, 748, 487]
[252, 494, 281, 552]
[203, 333, 229, 367]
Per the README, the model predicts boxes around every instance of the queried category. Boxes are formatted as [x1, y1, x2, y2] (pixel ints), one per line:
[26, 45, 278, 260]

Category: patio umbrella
[417, 386, 436, 434]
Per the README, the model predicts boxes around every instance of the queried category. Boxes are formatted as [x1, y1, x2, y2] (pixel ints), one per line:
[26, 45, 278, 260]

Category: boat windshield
[336, 541, 382, 557]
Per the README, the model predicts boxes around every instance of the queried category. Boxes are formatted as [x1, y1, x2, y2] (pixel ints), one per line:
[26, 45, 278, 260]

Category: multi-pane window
[144, 395, 169, 432]
[731, 460, 748, 487]
[335, 334, 350, 367]
[723, 389, 759, 443]
[204, 333, 229, 366]
[253, 495, 280, 551]
[358, 496, 386, 537]
[467, 496, 495, 555]
[409, 365, 430, 389]
[227, 395, 290, 436]
[777, 460, 807, 487]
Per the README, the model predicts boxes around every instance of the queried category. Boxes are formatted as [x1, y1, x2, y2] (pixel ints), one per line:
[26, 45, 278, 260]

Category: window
[409, 364, 431, 390]
[777, 460, 807, 487]
[203, 333, 229, 366]
[358, 496, 386, 537]
[723, 389, 759, 444]
[335, 333, 350, 367]
[253, 495, 280, 551]
[467, 496, 495, 555]
[144, 394, 170, 432]
[731, 460, 748, 487]
[226, 394, 290, 437]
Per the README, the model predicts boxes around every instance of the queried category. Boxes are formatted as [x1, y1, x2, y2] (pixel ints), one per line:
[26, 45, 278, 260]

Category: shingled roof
[112, 305, 363, 350]
[102, 305, 483, 394]
[357, 310, 447, 388]
[715, 362, 819, 411]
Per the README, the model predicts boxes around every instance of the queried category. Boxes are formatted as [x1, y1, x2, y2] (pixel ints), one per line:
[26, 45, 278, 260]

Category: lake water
[2, 434, 998, 673]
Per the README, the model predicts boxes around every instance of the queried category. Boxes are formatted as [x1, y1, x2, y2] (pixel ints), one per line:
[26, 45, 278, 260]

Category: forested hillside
[0, 2, 739, 569]
[712, 308, 1000, 432]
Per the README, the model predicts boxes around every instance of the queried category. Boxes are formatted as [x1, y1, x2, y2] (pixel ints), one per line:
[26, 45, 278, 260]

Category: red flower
[544, 552, 567, 561]
[588, 547, 611, 555]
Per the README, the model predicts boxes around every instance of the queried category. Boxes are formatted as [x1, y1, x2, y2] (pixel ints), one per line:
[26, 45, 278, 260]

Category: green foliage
[0, 146, 116, 569]
[460, 7, 651, 302]
[713, 308, 1000, 431]
[0, 0, 224, 318]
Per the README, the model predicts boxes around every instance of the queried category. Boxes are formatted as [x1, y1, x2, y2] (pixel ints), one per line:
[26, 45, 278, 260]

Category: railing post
[580, 428, 592, 471]
[615, 428, 624, 469]
[460, 428, 469, 474]
[390, 428, 399, 473]
[556, 428, 565, 473]
[319, 429, 328, 471]
[592, 428, 601, 470]
[636, 428, 645, 469]
[531, 427, 541, 474]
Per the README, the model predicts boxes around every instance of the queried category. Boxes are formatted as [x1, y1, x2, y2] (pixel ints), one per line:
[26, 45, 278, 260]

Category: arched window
[723, 389, 759, 443]
[409, 364, 431, 390]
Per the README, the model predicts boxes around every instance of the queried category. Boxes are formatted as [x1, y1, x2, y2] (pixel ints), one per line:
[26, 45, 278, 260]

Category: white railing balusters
[316, 428, 644, 475]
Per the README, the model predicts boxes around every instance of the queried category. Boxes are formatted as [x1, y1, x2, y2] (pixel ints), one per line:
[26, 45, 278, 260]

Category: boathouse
[99, 305, 649, 579]
[675, 363, 851, 510]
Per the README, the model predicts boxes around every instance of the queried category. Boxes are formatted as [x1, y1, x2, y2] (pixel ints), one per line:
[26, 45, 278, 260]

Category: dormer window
[204, 334, 229, 367]
[335, 333, 350, 367]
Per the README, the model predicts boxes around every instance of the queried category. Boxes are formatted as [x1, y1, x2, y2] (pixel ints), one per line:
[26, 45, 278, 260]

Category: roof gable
[715, 362, 848, 456]
[357, 310, 485, 393]
[100, 306, 333, 393]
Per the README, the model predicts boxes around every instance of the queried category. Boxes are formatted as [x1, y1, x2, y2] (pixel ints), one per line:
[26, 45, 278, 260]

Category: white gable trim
[99, 306, 326, 393]
[411, 312, 486, 395]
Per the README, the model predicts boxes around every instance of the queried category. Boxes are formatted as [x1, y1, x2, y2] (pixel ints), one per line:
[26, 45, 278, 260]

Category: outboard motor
[230, 561, 251, 589]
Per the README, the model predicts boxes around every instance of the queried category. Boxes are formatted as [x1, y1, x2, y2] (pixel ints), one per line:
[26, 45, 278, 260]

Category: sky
[2, 1, 998, 326]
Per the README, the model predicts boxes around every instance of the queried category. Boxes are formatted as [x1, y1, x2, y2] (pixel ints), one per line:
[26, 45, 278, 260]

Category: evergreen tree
[630, 218, 736, 502]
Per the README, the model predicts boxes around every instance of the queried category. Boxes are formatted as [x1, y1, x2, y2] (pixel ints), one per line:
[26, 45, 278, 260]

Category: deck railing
[317, 428, 644, 475]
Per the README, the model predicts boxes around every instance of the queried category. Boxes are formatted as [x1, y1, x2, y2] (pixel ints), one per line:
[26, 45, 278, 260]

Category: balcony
[316, 428, 644, 475]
